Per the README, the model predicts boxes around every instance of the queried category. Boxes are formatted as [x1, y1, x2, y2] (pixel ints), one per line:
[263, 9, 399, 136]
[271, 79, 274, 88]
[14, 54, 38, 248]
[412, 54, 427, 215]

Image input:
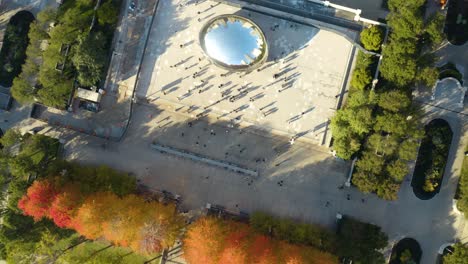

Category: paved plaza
[2, 0, 468, 263]
[137, 0, 356, 146]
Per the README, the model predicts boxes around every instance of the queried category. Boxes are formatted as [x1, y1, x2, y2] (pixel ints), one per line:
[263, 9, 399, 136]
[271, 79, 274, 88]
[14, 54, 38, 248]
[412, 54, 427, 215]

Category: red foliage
[48, 183, 82, 228]
[249, 235, 278, 264]
[218, 223, 250, 264]
[184, 217, 339, 264]
[17, 179, 58, 221]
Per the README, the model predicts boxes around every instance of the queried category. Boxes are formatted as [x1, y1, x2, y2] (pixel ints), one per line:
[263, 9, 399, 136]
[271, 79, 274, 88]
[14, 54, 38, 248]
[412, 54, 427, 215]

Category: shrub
[360, 26, 384, 51]
[250, 212, 337, 252]
[351, 66, 373, 90]
[443, 243, 468, 264]
[337, 216, 388, 264]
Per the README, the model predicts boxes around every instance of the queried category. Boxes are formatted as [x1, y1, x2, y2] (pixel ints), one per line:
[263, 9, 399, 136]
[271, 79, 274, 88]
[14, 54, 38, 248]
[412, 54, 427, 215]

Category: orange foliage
[18, 178, 184, 256]
[218, 223, 250, 264]
[184, 217, 338, 264]
[72, 192, 117, 239]
[183, 217, 228, 264]
[249, 235, 278, 264]
[130, 201, 182, 254]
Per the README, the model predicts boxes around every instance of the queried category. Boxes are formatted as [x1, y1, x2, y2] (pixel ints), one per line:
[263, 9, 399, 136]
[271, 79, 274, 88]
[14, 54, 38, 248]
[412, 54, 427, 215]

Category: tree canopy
[337, 216, 388, 263]
[443, 243, 468, 264]
[184, 216, 338, 264]
[11, 0, 119, 108]
[360, 26, 384, 51]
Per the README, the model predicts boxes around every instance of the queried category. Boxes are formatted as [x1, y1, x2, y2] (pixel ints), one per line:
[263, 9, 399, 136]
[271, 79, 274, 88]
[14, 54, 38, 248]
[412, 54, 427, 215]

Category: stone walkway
[137, 0, 356, 146]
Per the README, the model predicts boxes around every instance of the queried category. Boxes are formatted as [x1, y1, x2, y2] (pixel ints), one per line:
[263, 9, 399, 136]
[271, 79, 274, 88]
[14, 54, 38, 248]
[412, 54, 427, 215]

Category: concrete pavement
[59, 97, 467, 263]
[2, 0, 467, 263]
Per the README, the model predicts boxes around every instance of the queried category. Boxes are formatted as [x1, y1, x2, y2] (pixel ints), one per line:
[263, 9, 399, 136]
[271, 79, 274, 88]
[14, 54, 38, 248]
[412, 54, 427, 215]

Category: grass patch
[438, 62, 463, 84]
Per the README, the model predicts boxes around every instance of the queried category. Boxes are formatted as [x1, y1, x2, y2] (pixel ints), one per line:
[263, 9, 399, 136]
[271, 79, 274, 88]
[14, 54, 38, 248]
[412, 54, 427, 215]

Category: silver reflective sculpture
[200, 15, 268, 71]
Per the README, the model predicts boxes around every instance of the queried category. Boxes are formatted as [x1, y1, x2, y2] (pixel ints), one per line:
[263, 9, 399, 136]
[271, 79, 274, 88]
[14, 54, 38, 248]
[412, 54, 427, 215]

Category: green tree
[376, 179, 400, 200]
[337, 216, 388, 264]
[347, 90, 376, 108]
[380, 46, 418, 87]
[343, 107, 375, 135]
[425, 12, 446, 46]
[97, 0, 119, 25]
[356, 151, 385, 175]
[374, 112, 409, 136]
[398, 139, 419, 161]
[351, 67, 373, 90]
[332, 133, 362, 160]
[386, 160, 409, 182]
[387, 0, 425, 39]
[443, 243, 468, 264]
[457, 153, 468, 214]
[352, 170, 380, 193]
[360, 26, 384, 51]
[0, 128, 22, 148]
[71, 32, 107, 86]
[377, 90, 411, 112]
[367, 133, 399, 157]
[417, 67, 439, 88]
[11, 77, 35, 104]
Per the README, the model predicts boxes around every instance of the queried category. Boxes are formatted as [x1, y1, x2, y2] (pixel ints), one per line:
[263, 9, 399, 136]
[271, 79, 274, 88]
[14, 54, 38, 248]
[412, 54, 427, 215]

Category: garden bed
[438, 62, 463, 84]
[389, 238, 422, 264]
[0, 11, 35, 87]
[445, 0, 468, 45]
[411, 119, 453, 200]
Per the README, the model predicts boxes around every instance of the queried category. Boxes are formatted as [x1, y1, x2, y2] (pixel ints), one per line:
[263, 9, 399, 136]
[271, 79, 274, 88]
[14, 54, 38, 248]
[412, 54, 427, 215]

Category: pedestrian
[180, 44, 184, 48]
[347, 194, 351, 200]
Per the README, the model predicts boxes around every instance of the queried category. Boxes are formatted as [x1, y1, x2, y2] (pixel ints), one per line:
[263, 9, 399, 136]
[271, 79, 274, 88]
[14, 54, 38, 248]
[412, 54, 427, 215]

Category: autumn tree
[218, 223, 250, 264]
[184, 217, 338, 264]
[104, 194, 183, 251]
[248, 235, 278, 264]
[18, 179, 58, 221]
[183, 217, 227, 264]
[48, 183, 82, 228]
[72, 191, 117, 239]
